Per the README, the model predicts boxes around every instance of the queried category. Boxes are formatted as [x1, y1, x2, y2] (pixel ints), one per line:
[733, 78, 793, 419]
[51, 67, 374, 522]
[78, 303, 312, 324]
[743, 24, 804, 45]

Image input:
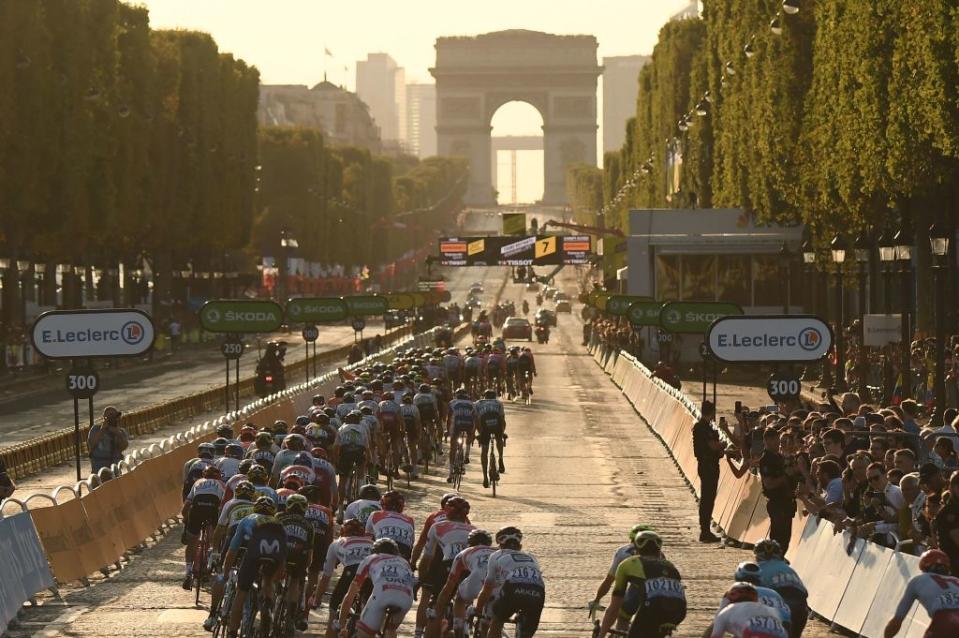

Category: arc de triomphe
[431, 30, 601, 206]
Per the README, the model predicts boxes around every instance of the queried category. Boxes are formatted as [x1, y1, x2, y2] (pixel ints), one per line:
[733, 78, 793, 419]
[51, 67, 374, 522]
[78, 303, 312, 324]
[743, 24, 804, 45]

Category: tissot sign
[32, 309, 156, 359]
[706, 315, 833, 363]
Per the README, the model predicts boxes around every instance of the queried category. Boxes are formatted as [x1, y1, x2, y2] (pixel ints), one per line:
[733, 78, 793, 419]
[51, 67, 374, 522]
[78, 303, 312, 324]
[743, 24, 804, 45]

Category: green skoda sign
[286, 297, 348, 323]
[659, 301, 744, 334]
[607, 295, 652, 317]
[200, 300, 284, 333]
[627, 301, 665, 327]
[344, 295, 389, 316]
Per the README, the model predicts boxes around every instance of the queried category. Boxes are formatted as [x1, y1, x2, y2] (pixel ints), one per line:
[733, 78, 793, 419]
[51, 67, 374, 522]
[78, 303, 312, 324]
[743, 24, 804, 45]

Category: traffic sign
[606, 295, 651, 317]
[286, 297, 348, 323]
[699, 342, 710, 359]
[351, 318, 366, 332]
[706, 315, 833, 363]
[767, 372, 802, 402]
[65, 368, 100, 399]
[301, 325, 319, 342]
[657, 330, 673, 344]
[343, 295, 388, 317]
[32, 309, 155, 359]
[627, 300, 663, 326]
[660, 301, 744, 335]
[200, 300, 283, 333]
[220, 337, 245, 360]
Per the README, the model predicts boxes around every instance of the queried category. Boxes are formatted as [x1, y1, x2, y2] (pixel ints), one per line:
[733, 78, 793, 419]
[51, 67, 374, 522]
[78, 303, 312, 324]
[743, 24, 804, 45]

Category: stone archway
[431, 30, 601, 206]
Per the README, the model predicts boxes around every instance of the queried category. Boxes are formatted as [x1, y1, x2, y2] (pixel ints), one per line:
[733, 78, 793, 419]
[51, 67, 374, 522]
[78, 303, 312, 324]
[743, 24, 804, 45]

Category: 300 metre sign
[706, 315, 833, 363]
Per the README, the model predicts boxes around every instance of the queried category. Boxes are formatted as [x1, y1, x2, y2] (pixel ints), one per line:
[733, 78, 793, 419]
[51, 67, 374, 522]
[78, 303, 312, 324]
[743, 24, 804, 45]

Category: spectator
[934, 438, 959, 471]
[896, 472, 926, 555]
[693, 400, 724, 543]
[894, 449, 918, 475]
[0, 454, 15, 500]
[372, 334, 383, 352]
[797, 459, 843, 521]
[759, 427, 798, 553]
[168, 317, 182, 353]
[856, 461, 906, 548]
[843, 453, 872, 520]
[347, 343, 363, 365]
[87, 406, 130, 474]
[933, 472, 959, 575]
[899, 399, 921, 434]
[822, 428, 847, 461]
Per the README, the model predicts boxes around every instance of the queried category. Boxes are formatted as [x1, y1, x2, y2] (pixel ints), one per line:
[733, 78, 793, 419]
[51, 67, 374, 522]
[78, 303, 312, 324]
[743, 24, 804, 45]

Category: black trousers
[698, 467, 719, 535]
[767, 498, 797, 554]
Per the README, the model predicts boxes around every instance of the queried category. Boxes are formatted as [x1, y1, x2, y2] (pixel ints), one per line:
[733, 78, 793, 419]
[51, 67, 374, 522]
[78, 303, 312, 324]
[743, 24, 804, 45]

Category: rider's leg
[480, 439, 490, 486]
[226, 588, 248, 634]
[496, 434, 506, 473]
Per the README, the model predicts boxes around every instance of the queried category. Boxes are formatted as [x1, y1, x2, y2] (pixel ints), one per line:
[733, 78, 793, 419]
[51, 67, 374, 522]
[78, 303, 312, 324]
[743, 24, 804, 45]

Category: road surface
[5, 266, 832, 637]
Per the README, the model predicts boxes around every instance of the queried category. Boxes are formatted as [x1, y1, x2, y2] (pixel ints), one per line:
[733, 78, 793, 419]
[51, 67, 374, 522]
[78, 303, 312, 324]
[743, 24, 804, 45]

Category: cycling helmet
[311, 447, 329, 460]
[284, 434, 306, 451]
[495, 526, 523, 546]
[314, 412, 331, 424]
[343, 383, 356, 392]
[345, 411, 362, 424]
[734, 561, 762, 585]
[285, 494, 309, 516]
[359, 484, 381, 501]
[419, 384, 431, 393]
[238, 459, 254, 475]
[323, 407, 337, 418]
[202, 465, 222, 480]
[723, 582, 759, 604]
[216, 425, 235, 438]
[402, 393, 413, 403]
[362, 390, 375, 399]
[341, 518, 365, 536]
[239, 426, 256, 442]
[445, 497, 470, 520]
[234, 481, 256, 500]
[295, 415, 311, 427]
[381, 490, 405, 512]
[197, 442, 215, 459]
[343, 394, 356, 404]
[483, 390, 496, 400]
[468, 529, 493, 547]
[371, 380, 384, 392]
[360, 406, 374, 416]
[247, 464, 269, 484]
[298, 484, 323, 501]
[334, 386, 346, 398]
[628, 524, 654, 542]
[255, 431, 273, 447]
[754, 539, 783, 562]
[253, 496, 277, 515]
[440, 493, 457, 508]
[291, 424, 307, 436]
[283, 474, 305, 490]
[919, 549, 951, 575]
[273, 420, 288, 433]
[633, 531, 663, 552]
[290, 451, 311, 467]
[213, 437, 230, 454]
[455, 387, 469, 400]
[225, 443, 244, 459]
[312, 394, 325, 405]
[372, 538, 400, 555]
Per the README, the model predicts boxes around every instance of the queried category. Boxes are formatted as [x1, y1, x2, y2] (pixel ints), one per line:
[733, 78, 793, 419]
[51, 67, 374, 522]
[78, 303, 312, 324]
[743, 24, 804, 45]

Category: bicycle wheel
[489, 449, 498, 498]
[194, 525, 208, 607]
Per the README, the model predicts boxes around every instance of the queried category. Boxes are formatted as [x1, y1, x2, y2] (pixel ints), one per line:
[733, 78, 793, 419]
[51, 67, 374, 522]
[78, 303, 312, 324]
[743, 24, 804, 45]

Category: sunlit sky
[138, 0, 695, 202]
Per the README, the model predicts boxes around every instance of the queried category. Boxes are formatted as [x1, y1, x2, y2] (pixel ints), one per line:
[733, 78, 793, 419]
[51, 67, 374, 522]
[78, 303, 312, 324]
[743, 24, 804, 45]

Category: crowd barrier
[0, 508, 54, 634]
[586, 339, 932, 638]
[0, 325, 414, 480]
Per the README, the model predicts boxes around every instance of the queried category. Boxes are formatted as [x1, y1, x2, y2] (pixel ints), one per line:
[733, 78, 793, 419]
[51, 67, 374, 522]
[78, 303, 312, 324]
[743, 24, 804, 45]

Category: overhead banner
[660, 301, 744, 334]
[31, 309, 155, 359]
[706, 315, 833, 363]
[606, 295, 652, 317]
[286, 297, 349, 323]
[438, 235, 592, 266]
[627, 300, 664, 327]
[502, 212, 526, 236]
[200, 300, 284, 333]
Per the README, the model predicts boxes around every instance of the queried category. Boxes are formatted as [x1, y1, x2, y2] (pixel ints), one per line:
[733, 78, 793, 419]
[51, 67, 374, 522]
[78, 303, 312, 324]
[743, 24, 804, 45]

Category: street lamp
[930, 223, 950, 426]
[779, 242, 792, 314]
[855, 232, 870, 329]
[878, 230, 896, 313]
[279, 230, 298, 302]
[895, 227, 913, 400]
[831, 235, 848, 391]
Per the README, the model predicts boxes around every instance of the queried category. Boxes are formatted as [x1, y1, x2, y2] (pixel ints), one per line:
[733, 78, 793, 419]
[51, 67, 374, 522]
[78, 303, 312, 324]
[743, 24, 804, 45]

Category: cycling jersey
[230, 513, 276, 553]
[718, 587, 791, 625]
[344, 499, 382, 526]
[252, 484, 279, 503]
[485, 549, 545, 636]
[399, 403, 421, 439]
[449, 545, 495, 601]
[186, 477, 226, 504]
[366, 510, 415, 556]
[234, 514, 288, 591]
[246, 447, 276, 471]
[379, 399, 402, 436]
[608, 544, 636, 577]
[464, 357, 482, 374]
[215, 457, 242, 480]
[425, 520, 475, 563]
[474, 399, 505, 431]
[613, 555, 685, 621]
[275, 487, 296, 511]
[709, 602, 787, 638]
[278, 511, 315, 577]
[357, 399, 380, 415]
[487, 354, 505, 376]
[354, 553, 415, 635]
[448, 399, 476, 432]
[338, 423, 370, 449]
[360, 414, 379, 439]
[414, 392, 439, 419]
[894, 572, 959, 619]
[182, 457, 211, 483]
[335, 402, 358, 420]
[271, 449, 301, 481]
[323, 536, 374, 577]
[280, 463, 316, 488]
[518, 352, 535, 373]
[217, 497, 255, 529]
[756, 559, 807, 596]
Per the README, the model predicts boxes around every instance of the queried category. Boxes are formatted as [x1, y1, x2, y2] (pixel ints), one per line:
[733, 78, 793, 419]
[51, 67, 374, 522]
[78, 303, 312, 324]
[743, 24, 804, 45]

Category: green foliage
[565, 163, 603, 226]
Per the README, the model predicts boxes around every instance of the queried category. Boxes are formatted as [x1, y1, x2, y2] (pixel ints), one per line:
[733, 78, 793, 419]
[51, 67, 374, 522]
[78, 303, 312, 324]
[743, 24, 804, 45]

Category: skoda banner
[660, 301, 744, 334]
[706, 315, 833, 363]
[343, 295, 389, 316]
[384, 293, 415, 311]
[606, 295, 652, 317]
[200, 300, 284, 333]
[286, 297, 349, 323]
[627, 301, 664, 327]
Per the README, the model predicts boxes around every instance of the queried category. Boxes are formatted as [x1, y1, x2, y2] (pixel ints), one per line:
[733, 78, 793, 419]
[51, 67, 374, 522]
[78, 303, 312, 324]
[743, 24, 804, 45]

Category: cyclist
[753, 540, 808, 638]
[246, 464, 279, 503]
[212, 437, 230, 458]
[443, 349, 463, 388]
[588, 525, 656, 627]
[708, 583, 787, 638]
[224, 459, 255, 501]
[238, 425, 257, 450]
[379, 390, 403, 476]
[474, 389, 507, 488]
[358, 390, 380, 415]
[217, 443, 245, 480]
[446, 388, 478, 482]
[475, 526, 545, 638]
[505, 348, 521, 399]
[411, 493, 459, 567]
[336, 393, 359, 420]
[271, 433, 308, 483]
[345, 484, 383, 526]
[223, 497, 288, 638]
[885, 549, 959, 638]
[415, 496, 473, 638]
[276, 473, 305, 512]
[486, 348, 506, 394]
[182, 442, 215, 482]
[334, 411, 372, 513]
[279, 493, 315, 631]
[463, 349, 483, 396]
[300, 484, 336, 625]
[310, 447, 339, 510]
[279, 452, 317, 490]
[311, 518, 374, 638]
[204, 481, 258, 629]
[338, 538, 415, 638]
[247, 431, 277, 472]
[181, 465, 226, 590]
[414, 384, 440, 460]
[518, 348, 536, 396]
[366, 490, 416, 560]
[399, 393, 422, 478]
[702, 563, 791, 638]
[216, 424, 238, 444]
[307, 416, 339, 453]
[597, 531, 685, 638]
[429, 528, 495, 638]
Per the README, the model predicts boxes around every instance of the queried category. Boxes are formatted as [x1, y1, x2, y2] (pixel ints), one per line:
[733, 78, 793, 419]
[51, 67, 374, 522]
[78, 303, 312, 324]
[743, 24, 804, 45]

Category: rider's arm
[885, 579, 919, 638]
[598, 591, 624, 638]
[338, 570, 367, 629]
[592, 573, 614, 607]
[474, 581, 494, 617]
[411, 514, 434, 566]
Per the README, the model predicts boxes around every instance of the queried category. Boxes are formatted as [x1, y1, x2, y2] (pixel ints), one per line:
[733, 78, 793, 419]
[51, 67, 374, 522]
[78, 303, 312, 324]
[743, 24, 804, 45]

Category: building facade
[406, 83, 437, 158]
[602, 55, 649, 153]
[356, 53, 406, 145]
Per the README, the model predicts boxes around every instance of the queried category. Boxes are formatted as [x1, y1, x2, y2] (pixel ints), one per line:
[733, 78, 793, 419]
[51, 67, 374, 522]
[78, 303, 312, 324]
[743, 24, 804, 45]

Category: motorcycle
[535, 324, 550, 344]
[522, 300, 529, 315]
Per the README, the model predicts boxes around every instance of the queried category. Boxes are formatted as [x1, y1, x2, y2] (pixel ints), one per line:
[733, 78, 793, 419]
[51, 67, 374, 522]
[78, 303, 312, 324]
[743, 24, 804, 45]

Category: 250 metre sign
[706, 315, 833, 363]
[32, 309, 155, 359]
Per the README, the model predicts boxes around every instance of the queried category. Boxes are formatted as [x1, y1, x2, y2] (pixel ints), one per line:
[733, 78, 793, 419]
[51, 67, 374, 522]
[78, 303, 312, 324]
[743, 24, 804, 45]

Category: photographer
[853, 461, 905, 548]
[87, 406, 130, 474]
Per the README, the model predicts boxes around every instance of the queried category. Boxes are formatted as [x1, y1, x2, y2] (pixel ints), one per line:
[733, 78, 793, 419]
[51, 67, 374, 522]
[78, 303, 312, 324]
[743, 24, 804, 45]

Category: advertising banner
[863, 314, 902, 347]
[660, 301, 744, 334]
[706, 315, 833, 363]
[627, 300, 665, 327]
[438, 235, 593, 266]
[286, 297, 349, 323]
[200, 300, 284, 333]
[343, 295, 389, 316]
[606, 295, 652, 317]
[31, 309, 155, 359]
[384, 293, 415, 311]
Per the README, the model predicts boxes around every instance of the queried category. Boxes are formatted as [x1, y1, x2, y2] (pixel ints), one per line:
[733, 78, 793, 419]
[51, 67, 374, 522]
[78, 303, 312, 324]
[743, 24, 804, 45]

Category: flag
[324, 48, 332, 57]
[891, 373, 904, 405]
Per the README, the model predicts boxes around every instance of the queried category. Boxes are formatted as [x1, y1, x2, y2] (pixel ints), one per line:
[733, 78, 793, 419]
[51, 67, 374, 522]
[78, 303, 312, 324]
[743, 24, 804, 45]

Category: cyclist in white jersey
[181, 465, 226, 590]
[475, 526, 545, 638]
[709, 583, 787, 638]
[339, 538, 415, 638]
[430, 529, 495, 638]
[345, 483, 383, 525]
[885, 549, 959, 638]
[311, 518, 374, 638]
[366, 490, 415, 559]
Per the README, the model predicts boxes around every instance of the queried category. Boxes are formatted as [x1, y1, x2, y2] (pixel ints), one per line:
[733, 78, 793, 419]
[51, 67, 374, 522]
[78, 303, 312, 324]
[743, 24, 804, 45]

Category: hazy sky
[139, 0, 694, 202]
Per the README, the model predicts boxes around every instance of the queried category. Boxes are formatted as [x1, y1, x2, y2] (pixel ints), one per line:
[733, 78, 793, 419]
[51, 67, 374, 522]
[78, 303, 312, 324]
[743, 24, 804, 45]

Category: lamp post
[779, 242, 792, 314]
[831, 236, 848, 391]
[279, 230, 298, 303]
[930, 224, 950, 427]
[878, 230, 896, 313]
[895, 228, 913, 400]
[800, 241, 817, 381]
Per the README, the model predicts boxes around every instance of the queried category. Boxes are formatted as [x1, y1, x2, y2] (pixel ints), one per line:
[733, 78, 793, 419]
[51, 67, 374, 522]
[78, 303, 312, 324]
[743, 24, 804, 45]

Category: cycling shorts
[477, 417, 503, 444]
[338, 446, 366, 477]
[403, 416, 419, 442]
[286, 548, 311, 580]
[310, 538, 331, 575]
[236, 532, 286, 591]
[417, 404, 437, 422]
[357, 588, 413, 635]
[183, 494, 220, 540]
[423, 559, 452, 592]
[457, 575, 485, 603]
[491, 582, 545, 638]
[329, 565, 359, 616]
[380, 414, 401, 438]
[628, 599, 686, 638]
[777, 588, 808, 638]
[927, 610, 959, 638]
[464, 366, 480, 379]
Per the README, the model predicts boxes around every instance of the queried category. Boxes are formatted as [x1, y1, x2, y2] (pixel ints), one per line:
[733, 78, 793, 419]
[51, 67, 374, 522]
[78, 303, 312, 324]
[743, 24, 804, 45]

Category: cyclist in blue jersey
[446, 388, 477, 483]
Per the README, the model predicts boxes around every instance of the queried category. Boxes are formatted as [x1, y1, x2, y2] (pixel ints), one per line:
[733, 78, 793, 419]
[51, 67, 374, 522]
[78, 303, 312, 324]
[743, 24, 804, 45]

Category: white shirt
[710, 602, 787, 638]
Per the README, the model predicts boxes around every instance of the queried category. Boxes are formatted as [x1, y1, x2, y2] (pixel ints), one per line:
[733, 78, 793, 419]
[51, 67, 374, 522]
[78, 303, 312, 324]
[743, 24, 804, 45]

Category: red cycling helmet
[381, 490, 405, 512]
[311, 447, 329, 460]
[919, 549, 951, 574]
[283, 474, 305, 490]
[724, 582, 759, 604]
[445, 496, 470, 520]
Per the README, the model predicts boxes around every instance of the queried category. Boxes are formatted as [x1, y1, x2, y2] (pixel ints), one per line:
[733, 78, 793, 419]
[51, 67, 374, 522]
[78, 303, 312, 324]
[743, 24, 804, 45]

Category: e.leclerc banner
[627, 300, 665, 327]
[200, 300, 284, 333]
[706, 315, 833, 363]
[286, 297, 349, 323]
[31, 308, 155, 359]
[660, 301, 744, 334]
[343, 295, 389, 316]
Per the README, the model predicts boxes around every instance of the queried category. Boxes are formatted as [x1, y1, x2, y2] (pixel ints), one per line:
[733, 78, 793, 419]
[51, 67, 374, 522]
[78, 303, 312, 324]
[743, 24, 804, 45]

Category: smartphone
[735, 401, 742, 414]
